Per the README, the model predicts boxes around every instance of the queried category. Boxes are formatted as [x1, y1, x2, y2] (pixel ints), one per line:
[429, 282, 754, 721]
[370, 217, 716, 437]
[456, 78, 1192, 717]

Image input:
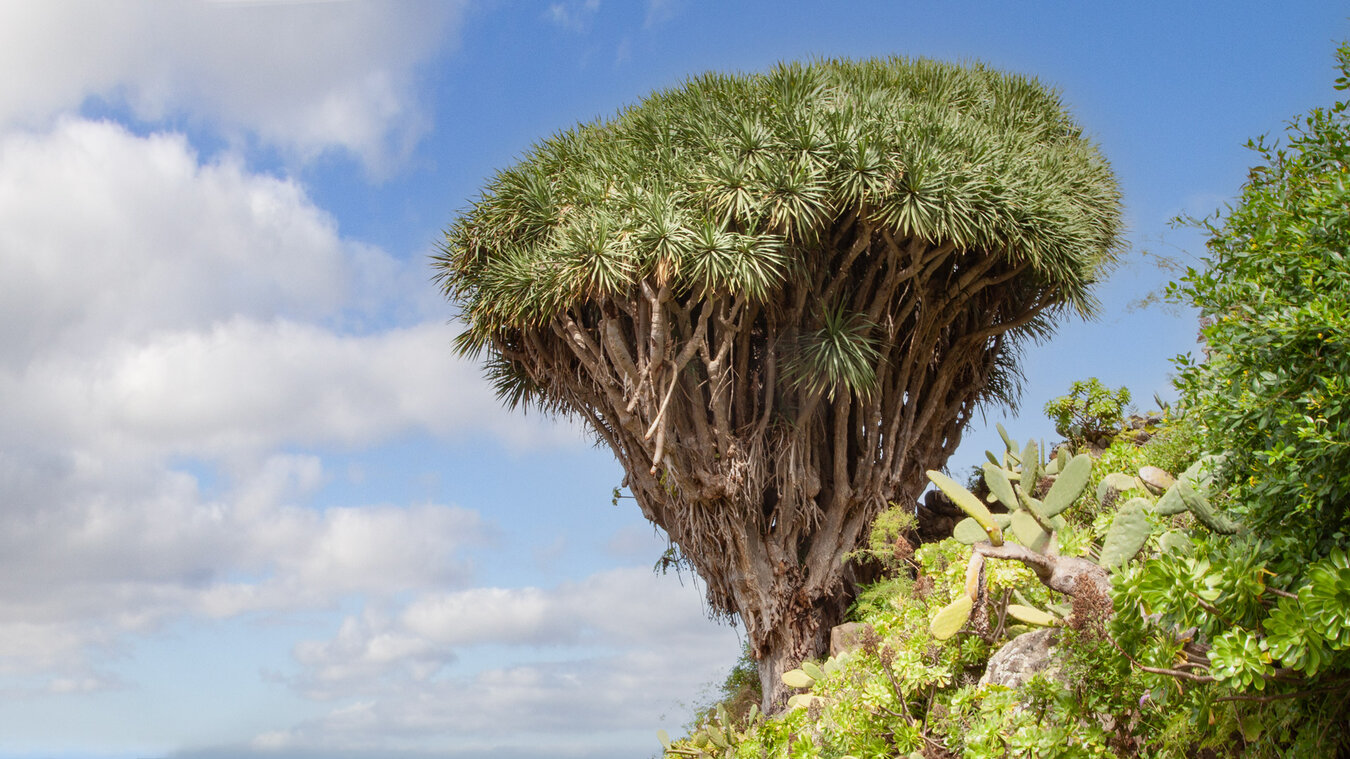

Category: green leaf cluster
[1043, 377, 1132, 443]
[670, 413, 1350, 758]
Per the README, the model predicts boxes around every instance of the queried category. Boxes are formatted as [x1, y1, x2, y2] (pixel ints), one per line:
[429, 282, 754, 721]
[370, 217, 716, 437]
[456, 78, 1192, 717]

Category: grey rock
[1138, 465, 1175, 494]
[830, 622, 873, 657]
[979, 628, 1060, 689]
[1096, 472, 1141, 505]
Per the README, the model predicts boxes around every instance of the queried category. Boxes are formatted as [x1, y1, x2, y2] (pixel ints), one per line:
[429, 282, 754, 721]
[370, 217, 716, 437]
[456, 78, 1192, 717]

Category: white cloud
[0, 0, 465, 168]
[22, 318, 523, 458]
[0, 447, 489, 682]
[0, 119, 372, 362]
[268, 566, 742, 749]
[0, 117, 579, 694]
[0, 118, 577, 461]
[644, 0, 680, 28]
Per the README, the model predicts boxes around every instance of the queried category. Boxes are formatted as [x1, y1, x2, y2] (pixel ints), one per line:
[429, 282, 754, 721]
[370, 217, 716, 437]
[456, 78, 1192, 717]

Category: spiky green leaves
[438, 57, 1122, 340]
[784, 304, 881, 401]
[684, 220, 790, 300]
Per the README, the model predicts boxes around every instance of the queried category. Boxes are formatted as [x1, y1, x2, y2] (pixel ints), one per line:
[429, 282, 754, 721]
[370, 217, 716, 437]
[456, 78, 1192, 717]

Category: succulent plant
[1152, 455, 1241, 534]
[925, 431, 1243, 640]
[660, 690, 765, 757]
[928, 469, 1004, 546]
[1098, 497, 1152, 570]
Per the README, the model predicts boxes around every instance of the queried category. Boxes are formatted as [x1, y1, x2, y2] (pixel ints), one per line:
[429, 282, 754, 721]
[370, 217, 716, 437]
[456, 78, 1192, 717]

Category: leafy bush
[669, 407, 1349, 757]
[1044, 378, 1132, 444]
[1170, 41, 1350, 558]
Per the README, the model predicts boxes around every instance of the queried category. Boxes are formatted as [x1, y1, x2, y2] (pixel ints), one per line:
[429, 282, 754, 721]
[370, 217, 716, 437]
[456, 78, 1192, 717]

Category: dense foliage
[1170, 43, 1350, 559]
[667, 413, 1350, 758]
[436, 57, 1122, 708]
[663, 44, 1350, 757]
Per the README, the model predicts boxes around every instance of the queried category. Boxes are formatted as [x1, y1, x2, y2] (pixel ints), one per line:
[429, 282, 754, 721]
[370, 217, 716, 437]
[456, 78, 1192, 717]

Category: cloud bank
[0, 4, 736, 755]
[0, 115, 579, 697]
[0, 0, 465, 168]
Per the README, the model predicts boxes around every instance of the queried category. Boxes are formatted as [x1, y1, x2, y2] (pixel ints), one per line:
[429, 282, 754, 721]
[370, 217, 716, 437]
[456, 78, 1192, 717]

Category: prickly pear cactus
[1098, 497, 1152, 570]
[1152, 455, 1241, 534]
[926, 428, 1096, 635]
[927, 425, 1091, 555]
[925, 429, 1245, 641]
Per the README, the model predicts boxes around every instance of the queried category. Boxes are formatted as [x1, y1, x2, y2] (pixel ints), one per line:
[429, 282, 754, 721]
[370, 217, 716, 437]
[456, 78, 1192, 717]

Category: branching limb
[973, 541, 1112, 599]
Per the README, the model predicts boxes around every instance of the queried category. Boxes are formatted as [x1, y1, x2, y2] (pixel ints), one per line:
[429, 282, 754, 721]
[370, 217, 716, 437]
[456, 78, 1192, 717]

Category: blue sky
[0, 2, 1345, 758]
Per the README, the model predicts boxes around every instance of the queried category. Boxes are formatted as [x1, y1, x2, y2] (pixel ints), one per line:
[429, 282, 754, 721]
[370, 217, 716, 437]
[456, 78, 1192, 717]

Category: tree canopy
[435, 56, 1122, 710]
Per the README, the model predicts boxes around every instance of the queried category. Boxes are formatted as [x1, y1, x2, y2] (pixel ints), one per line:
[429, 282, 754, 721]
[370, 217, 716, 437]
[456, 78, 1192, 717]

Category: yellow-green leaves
[930, 593, 974, 641]
[1006, 604, 1057, 627]
[800, 660, 825, 681]
[781, 668, 815, 689]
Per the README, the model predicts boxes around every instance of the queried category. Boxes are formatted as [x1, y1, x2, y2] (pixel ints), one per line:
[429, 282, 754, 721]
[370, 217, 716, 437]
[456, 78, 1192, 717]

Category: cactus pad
[1177, 479, 1241, 534]
[1010, 509, 1052, 553]
[982, 462, 1019, 511]
[1099, 497, 1152, 570]
[1039, 453, 1092, 517]
[1007, 604, 1058, 627]
[930, 594, 973, 640]
[1020, 439, 1040, 485]
[928, 470, 1003, 545]
[1155, 481, 1189, 516]
[800, 660, 825, 681]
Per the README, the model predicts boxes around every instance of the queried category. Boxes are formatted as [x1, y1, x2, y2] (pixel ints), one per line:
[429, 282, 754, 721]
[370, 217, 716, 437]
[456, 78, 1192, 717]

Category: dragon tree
[435, 58, 1122, 711]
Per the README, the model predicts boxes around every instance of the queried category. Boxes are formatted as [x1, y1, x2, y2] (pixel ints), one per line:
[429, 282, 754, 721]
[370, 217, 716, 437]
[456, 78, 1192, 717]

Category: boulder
[979, 627, 1060, 689]
[829, 622, 874, 657]
[1138, 465, 1174, 494]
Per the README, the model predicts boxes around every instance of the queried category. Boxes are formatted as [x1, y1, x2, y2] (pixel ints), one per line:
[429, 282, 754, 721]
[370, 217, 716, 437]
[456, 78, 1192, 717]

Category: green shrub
[1044, 378, 1132, 444]
[1170, 41, 1350, 559]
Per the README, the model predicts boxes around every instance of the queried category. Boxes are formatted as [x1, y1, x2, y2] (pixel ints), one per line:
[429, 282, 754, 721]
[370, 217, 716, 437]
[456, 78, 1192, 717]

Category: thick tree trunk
[752, 583, 848, 712]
